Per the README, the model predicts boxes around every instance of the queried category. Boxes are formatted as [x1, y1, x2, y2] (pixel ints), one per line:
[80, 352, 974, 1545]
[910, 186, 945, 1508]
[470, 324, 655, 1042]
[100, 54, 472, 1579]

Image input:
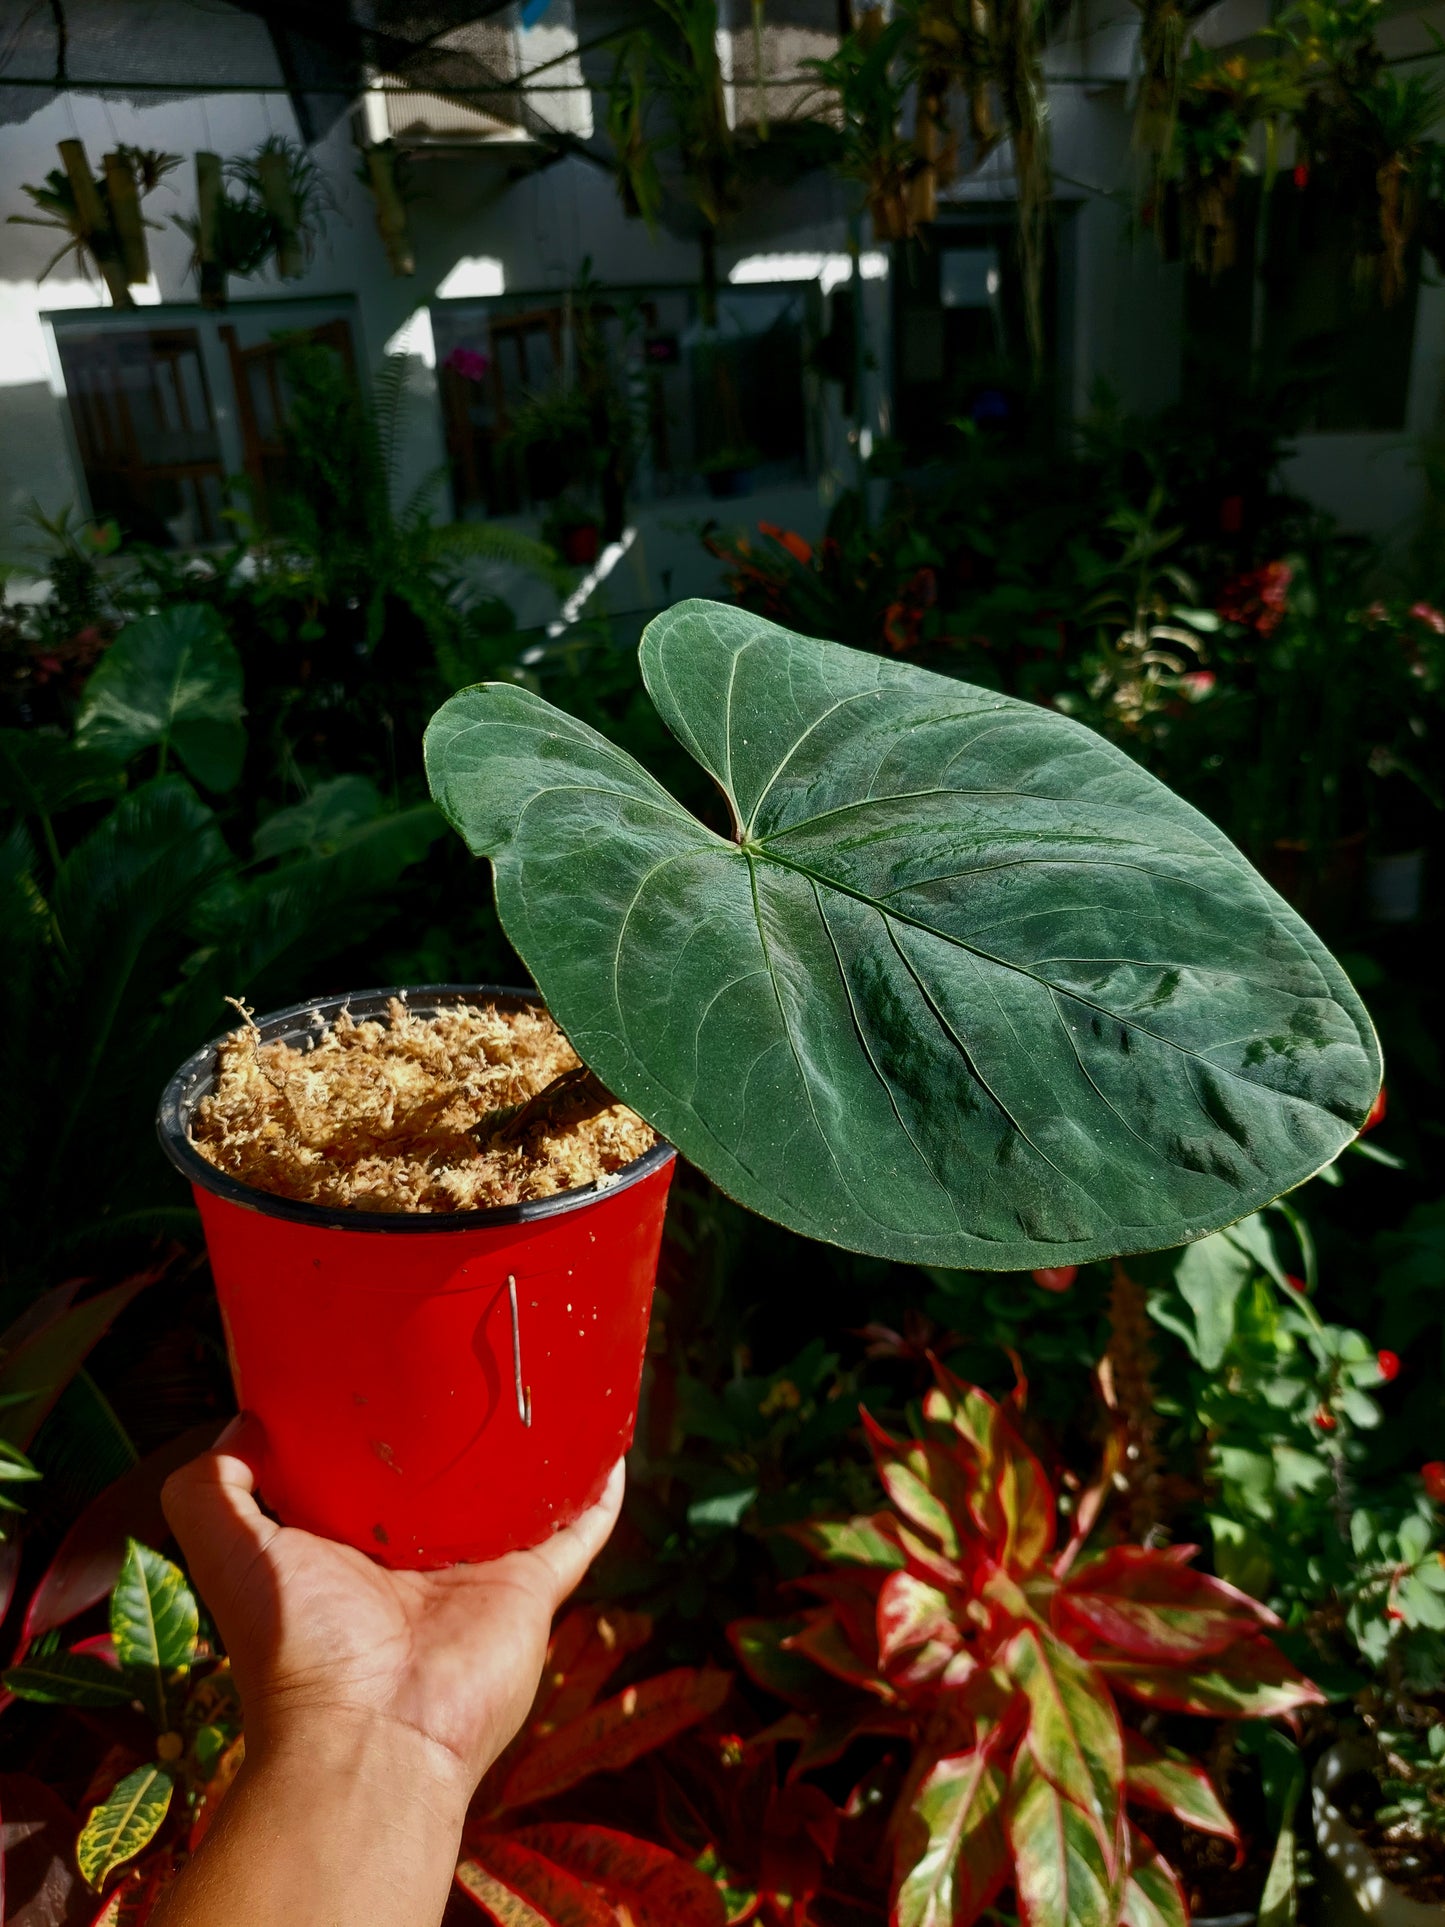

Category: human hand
[161, 1414, 624, 1815]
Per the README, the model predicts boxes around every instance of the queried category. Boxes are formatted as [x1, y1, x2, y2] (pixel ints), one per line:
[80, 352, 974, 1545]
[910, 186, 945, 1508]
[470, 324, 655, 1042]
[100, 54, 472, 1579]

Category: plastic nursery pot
[157, 985, 675, 1571]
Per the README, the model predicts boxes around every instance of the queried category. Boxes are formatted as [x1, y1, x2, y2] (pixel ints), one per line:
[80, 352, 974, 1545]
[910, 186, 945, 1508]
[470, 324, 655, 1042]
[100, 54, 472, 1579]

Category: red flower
[1284, 1273, 1308, 1295]
[1293, 162, 1310, 190]
[1387, 1605, 1406, 1622]
[1409, 601, 1445, 634]
[1377, 1350, 1401, 1382]
[758, 522, 813, 566]
[1315, 1406, 1337, 1432]
[1217, 561, 1293, 636]
[444, 345, 490, 382]
[1179, 670, 1217, 700]
[1423, 1462, 1445, 1504]
[1361, 1085, 1387, 1133]
[1032, 1266, 1078, 1293]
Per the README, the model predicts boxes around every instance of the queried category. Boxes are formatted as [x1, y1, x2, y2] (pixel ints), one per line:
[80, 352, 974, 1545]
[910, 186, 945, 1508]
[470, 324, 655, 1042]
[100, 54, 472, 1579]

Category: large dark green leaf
[0, 729, 123, 819]
[426, 601, 1380, 1268]
[4, 1649, 139, 1707]
[76, 604, 245, 791]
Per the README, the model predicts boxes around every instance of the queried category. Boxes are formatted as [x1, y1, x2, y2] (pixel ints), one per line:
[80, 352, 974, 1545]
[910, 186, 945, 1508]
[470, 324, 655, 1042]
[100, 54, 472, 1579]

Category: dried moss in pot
[189, 997, 657, 1214]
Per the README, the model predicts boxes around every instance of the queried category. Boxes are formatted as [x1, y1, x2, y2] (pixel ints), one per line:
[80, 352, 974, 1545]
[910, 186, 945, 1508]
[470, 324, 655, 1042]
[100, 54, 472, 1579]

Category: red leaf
[1120, 1830, 1188, 1927]
[923, 1368, 1055, 1568]
[456, 1840, 616, 1927]
[784, 1609, 896, 1701]
[892, 1743, 1009, 1927]
[1003, 1626, 1122, 1868]
[1006, 1747, 1117, 1927]
[527, 1607, 654, 1732]
[876, 1571, 962, 1690]
[15, 1426, 215, 1658]
[512, 1824, 725, 1927]
[729, 1615, 830, 1709]
[1097, 1638, 1325, 1719]
[0, 1770, 83, 1927]
[861, 1411, 963, 1560]
[1123, 1734, 1239, 1847]
[0, 1271, 158, 1450]
[1059, 1547, 1277, 1662]
[497, 1668, 731, 1811]
[791, 1569, 889, 1662]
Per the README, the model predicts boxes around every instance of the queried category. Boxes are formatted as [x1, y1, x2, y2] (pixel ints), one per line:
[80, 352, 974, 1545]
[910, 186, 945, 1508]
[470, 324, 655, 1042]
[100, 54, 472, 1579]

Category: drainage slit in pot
[508, 1274, 532, 1427]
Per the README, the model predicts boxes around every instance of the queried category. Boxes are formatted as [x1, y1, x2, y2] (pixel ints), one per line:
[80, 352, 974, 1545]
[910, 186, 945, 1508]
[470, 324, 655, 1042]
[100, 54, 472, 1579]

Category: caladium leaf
[456, 1839, 616, 1927]
[1006, 1747, 1117, 1927]
[1123, 1734, 1240, 1845]
[425, 601, 1379, 1269]
[894, 1743, 1010, 1927]
[497, 1667, 731, 1811]
[76, 604, 245, 792]
[511, 1824, 726, 1927]
[1004, 1626, 1122, 1862]
[76, 1765, 173, 1890]
[1059, 1545, 1276, 1662]
[1098, 1639, 1324, 1719]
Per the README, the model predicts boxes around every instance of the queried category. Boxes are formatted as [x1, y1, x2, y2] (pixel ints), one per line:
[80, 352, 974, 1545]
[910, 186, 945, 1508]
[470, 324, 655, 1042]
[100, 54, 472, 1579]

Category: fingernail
[213, 1412, 244, 1450]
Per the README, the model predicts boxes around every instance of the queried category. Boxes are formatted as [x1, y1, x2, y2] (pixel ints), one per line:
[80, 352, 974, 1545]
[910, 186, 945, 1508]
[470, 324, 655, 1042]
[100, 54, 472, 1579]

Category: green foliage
[427, 597, 1378, 1270]
[112, 1537, 200, 1728]
[76, 605, 246, 790]
[77, 1765, 176, 1890]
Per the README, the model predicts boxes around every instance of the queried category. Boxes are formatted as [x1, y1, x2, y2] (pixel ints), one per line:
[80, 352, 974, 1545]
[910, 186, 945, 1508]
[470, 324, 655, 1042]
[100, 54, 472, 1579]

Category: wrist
[243, 1704, 478, 1830]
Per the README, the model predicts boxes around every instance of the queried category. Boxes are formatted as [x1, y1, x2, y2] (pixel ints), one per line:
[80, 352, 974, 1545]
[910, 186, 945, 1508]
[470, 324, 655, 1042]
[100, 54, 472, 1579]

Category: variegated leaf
[1005, 1625, 1122, 1863]
[1007, 1748, 1117, 1927]
[76, 1765, 174, 1890]
[1124, 1734, 1239, 1845]
[513, 1823, 725, 1927]
[456, 1842, 614, 1927]
[1098, 1640, 1324, 1719]
[893, 1744, 1009, 1927]
[110, 1541, 197, 1729]
[497, 1668, 731, 1811]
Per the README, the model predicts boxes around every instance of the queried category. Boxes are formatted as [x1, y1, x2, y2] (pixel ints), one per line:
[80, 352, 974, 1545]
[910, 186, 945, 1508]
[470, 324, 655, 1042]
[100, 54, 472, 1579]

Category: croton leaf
[1123, 1734, 1239, 1845]
[511, 1823, 726, 1927]
[76, 1765, 174, 1890]
[110, 1540, 198, 1729]
[456, 1839, 615, 1927]
[1097, 1638, 1324, 1719]
[3, 1649, 137, 1708]
[1058, 1546, 1276, 1663]
[527, 1606, 655, 1732]
[893, 1744, 1010, 1927]
[425, 601, 1379, 1269]
[497, 1668, 731, 1811]
[1006, 1747, 1117, 1927]
[1004, 1626, 1122, 1862]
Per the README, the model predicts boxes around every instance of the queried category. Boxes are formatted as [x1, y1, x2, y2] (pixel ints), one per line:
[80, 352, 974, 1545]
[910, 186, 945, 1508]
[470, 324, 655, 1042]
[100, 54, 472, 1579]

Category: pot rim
[156, 982, 675, 1235]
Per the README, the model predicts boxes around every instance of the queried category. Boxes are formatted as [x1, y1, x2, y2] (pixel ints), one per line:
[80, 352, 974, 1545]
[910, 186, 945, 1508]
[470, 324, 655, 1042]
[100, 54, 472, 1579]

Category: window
[433, 283, 813, 518]
[53, 327, 225, 547]
[50, 301, 360, 546]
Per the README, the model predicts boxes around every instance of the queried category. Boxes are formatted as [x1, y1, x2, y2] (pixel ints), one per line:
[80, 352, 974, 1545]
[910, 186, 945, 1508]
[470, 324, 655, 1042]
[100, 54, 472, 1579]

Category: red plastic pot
[157, 986, 675, 1570]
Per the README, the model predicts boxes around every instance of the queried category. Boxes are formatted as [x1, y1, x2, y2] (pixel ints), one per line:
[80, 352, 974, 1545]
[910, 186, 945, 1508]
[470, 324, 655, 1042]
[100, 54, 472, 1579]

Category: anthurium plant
[426, 599, 1381, 1272]
[729, 1364, 1324, 1927]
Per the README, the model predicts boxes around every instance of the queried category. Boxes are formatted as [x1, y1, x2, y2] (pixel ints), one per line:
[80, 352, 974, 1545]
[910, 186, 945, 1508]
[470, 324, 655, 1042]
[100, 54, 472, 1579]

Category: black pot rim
[156, 982, 675, 1235]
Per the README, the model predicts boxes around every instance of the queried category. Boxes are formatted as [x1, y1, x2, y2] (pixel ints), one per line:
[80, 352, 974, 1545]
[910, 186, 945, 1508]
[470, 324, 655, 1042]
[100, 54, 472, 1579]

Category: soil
[190, 997, 657, 1213]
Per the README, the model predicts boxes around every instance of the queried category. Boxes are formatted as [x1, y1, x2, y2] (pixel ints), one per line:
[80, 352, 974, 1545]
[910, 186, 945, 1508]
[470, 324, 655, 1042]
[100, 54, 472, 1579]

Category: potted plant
[1314, 1734, 1445, 1924]
[543, 491, 605, 569]
[157, 986, 675, 1570]
[698, 445, 761, 498]
[158, 597, 1377, 1574]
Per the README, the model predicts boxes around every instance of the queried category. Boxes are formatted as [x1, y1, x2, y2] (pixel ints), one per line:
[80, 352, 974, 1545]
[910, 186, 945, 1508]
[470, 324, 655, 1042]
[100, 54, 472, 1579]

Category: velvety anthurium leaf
[426, 600, 1380, 1268]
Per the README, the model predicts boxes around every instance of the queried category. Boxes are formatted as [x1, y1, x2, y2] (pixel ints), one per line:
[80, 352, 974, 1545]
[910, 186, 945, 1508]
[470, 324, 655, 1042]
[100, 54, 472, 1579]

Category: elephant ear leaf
[425, 599, 1380, 1270]
[77, 603, 245, 791]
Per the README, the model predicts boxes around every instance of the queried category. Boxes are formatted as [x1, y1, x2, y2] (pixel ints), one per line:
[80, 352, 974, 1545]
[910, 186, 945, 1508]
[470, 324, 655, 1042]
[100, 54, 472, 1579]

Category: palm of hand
[219, 1523, 554, 1780]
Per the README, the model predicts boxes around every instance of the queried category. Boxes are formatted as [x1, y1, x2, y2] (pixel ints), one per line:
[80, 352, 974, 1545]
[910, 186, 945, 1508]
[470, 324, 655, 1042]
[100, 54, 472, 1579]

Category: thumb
[520, 1457, 626, 1607]
[162, 1413, 279, 1628]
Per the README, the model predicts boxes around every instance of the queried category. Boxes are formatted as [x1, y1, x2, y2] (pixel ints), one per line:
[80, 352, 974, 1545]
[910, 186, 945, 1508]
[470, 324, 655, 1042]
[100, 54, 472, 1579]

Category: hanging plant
[1276, 0, 1442, 302]
[805, 14, 925, 243]
[1164, 47, 1301, 275]
[359, 139, 415, 276]
[176, 137, 332, 308]
[6, 140, 179, 308]
[991, 0, 1051, 377]
[906, 0, 999, 225]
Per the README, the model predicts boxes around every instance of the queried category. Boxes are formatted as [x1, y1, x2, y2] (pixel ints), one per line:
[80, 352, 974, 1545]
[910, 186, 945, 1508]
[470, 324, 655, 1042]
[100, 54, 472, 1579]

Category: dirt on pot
[190, 998, 656, 1213]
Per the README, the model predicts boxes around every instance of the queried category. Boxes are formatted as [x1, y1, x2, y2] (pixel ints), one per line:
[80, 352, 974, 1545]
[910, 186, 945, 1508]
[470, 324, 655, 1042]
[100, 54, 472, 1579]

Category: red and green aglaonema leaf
[892, 1742, 1010, 1927]
[922, 1365, 1055, 1572]
[1124, 1733, 1240, 1848]
[876, 1570, 963, 1692]
[1003, 1626, 1122, 1867]
[1058, 1546, 1278, 1663]
[1119, 1828, 1189, 1927]
[785, 1514, 906, 1572]
[494, 1666, 732, 1812]
[1006, 1745, 1118, 1927]
[860, 1411, 964, 1561]
[1096, 1637, 1325, 1720]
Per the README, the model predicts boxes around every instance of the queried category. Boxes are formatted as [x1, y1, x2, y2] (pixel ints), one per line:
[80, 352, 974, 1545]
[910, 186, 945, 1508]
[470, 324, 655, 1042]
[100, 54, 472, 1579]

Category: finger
[162, 1413, 279, 1613]
[524, 1457, 626, 1606]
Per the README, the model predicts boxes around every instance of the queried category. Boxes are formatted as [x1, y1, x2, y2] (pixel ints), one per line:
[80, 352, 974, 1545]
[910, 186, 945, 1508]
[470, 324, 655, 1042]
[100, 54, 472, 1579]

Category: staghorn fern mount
[425, 598, 1380, 1270]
